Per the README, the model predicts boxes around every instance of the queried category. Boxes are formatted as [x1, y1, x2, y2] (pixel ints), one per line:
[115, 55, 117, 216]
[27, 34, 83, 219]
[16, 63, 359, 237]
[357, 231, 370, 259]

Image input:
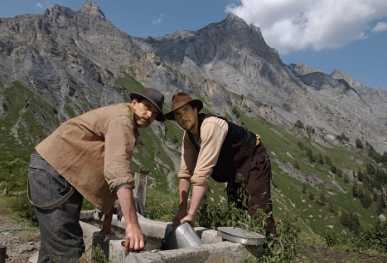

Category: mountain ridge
[0, 3, 386, 154]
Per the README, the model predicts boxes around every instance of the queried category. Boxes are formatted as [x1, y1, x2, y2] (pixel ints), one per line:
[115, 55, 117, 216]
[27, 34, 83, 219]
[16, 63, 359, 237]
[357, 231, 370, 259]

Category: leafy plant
[196, 187, 299, 262]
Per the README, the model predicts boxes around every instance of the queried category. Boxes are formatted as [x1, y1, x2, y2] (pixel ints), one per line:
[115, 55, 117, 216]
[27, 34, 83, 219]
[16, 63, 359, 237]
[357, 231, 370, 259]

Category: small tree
[343, 175, 349, 184]
[358, 170, 364, 182]
[336, 168, 343, 178]
[340, 211, 361, 234]
[297, 141, 305, 150]
[367, 163, 376, 175]
[306, 148, 316, 163]
[359, 190, 373, 209]
[336, 133, 350, 143]
[325, 156, 333, 167]
[302, 182, 307, 194]
[328, 202, 338, 215]
[318, 153, 325, 165]
[294, 120, 304, 129]
[376, 196, 386, 215]
[330, 165, 337, 174]
[294, 161, 300, 170]
[353, 183, 360, 198]
[317, 193, 327, 206]
[306, 126, 315, 137]
[355, 138, 363, 149]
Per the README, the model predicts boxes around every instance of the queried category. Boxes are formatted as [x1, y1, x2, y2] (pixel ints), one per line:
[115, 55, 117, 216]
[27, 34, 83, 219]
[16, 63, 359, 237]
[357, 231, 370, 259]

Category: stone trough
[79, 210, 265, 263]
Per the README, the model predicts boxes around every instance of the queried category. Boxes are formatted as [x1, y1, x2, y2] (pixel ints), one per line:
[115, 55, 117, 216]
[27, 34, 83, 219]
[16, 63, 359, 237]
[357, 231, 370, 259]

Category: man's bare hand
[180, 212, 195, 225]
[172, 207, 188, 226]
[124, 223, 144, 253]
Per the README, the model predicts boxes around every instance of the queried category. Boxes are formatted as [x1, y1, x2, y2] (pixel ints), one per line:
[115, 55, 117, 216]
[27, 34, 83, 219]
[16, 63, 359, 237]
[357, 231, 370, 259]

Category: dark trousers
[27, 151, 84, 263]
[227, 144, 275, 235]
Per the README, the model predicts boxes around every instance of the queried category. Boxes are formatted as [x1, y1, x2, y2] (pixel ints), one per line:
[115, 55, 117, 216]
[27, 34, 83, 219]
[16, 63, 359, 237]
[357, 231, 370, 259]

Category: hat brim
[164, 100, 203, 120]
[130, 92, 165, 122]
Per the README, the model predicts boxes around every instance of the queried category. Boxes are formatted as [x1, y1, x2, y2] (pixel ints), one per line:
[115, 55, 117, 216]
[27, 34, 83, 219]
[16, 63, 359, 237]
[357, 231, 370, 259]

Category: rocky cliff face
[0, 2, 386, 154]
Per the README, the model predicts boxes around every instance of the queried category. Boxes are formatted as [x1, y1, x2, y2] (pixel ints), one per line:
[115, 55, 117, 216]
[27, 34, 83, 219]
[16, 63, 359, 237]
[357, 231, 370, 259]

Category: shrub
[328, 202, 338, 215]
[318, 153, 325, 165]
[297, 141, 305, 150]
[325, 156, 333, 167]
[336, 168, 343, 178]
[294, 120, 304, 129]
[330, 165, 337, 174]
[294, 161, 300, 170]
[308, 192, 315, 201]
[366, 163, 376, 175]
[196, 188, 299, 263]
[302, 182, 307, 194]
[352, 183, 360, 198]
[306, 148, 315, 163]
[355, 138, 363, 149]
[316, 193, 327, 206]
[336, 133, 349, 143]
[306, 126, 315, 136]
[323, 230, 341, 247]
[359, 190, 373, 209]
[145, 190, 178, 221]
[343, 175, 349, 184]
[232, 106, 240, 118]
[340, 211, 361, 234]
[355, 222, 387, 253]
[7, 194, 37, 223]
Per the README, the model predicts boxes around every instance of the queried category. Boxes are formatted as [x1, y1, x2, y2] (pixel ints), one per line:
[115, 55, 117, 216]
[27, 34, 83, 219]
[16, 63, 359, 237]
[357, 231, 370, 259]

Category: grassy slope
[0, 81, 58, 193]
[1, 76, 385, 258]
[238, 111, 383, 240]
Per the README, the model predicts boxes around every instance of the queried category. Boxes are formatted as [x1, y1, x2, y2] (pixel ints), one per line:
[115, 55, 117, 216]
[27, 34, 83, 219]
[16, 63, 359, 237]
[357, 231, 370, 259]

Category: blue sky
[1, 0, 386, 90]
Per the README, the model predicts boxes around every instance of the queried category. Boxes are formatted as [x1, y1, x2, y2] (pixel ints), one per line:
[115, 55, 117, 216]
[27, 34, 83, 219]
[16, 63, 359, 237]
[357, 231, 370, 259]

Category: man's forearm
[116, 186, 139, 226]
[178, 178, 190, 208]
[187, 185, 207, 217]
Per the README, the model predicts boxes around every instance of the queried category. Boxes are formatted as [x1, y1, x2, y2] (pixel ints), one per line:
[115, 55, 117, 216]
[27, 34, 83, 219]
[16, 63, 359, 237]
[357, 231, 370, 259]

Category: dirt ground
[295, 244, 387, 263]
[0, 209, 39, 263]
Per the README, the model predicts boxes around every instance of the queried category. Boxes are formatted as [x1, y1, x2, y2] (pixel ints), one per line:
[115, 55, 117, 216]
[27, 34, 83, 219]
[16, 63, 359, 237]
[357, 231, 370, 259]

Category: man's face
[132, 99, 158, 127]
[174, 104, 198, 131]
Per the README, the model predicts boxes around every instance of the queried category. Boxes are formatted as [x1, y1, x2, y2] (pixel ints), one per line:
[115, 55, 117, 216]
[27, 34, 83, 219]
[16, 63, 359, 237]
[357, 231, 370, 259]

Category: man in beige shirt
[27, 88, 164, 262]
[165, 92, 275, 235]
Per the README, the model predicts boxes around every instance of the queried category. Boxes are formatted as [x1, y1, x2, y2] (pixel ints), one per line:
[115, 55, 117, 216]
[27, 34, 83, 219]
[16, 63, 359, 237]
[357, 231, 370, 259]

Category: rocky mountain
[0, 2, 386, 154]
[145, 13, 387, 154]
[1, 2, 387, 251]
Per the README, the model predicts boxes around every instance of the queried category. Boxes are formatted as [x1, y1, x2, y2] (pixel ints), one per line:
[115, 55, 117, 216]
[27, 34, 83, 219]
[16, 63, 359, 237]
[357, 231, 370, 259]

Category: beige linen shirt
[35, 103, 137, 213]
[177, 117, 229, 186]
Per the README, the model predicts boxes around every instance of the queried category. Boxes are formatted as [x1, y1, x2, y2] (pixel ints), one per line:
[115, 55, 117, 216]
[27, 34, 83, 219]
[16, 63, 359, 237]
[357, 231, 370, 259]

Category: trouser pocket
[27, 152, 74, 209]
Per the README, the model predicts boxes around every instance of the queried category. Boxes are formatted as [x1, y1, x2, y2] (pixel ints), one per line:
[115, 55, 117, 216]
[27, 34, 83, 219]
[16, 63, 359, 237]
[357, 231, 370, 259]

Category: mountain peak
[290, 63, 321, 76]
[80, 0, 105, 19]
[224, 13, 248, 25]
[330, 69, 358, 87]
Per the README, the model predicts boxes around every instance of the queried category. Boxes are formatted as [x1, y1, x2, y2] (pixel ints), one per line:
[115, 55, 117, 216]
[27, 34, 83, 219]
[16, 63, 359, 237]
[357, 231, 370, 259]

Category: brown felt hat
[164, 92, 203, 120]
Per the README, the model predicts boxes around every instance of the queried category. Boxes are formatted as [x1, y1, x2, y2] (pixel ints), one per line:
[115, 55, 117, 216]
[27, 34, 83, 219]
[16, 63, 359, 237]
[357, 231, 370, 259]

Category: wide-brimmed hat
[164, 92, 203, 120]
[130, 88, 165, 122]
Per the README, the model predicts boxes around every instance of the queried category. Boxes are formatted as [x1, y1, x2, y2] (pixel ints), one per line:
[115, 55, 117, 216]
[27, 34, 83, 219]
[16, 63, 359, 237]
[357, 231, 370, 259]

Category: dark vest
[188, 114, 257, 183]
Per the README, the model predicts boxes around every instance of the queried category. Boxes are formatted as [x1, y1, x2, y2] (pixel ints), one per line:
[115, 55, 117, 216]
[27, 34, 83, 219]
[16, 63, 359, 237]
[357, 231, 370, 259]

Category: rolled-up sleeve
[104, 115, 136, 192]
[190, 118, 228, 186]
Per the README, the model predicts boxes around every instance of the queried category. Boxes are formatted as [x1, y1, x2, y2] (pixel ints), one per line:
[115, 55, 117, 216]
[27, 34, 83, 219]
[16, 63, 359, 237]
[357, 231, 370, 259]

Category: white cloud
[372, 21, 387, 32]
[152, 14, 165, 25]
[36, 1, 52, 9]
[226, 0, 387, 54]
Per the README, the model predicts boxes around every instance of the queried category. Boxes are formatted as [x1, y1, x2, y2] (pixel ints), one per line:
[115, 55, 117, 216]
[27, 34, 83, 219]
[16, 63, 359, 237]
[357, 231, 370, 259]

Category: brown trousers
[227, 143, 275, 235]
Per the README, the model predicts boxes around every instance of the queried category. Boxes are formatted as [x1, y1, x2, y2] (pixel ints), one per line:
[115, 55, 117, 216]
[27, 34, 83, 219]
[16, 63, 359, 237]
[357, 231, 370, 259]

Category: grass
[1, 77, 386, 260]
[233, 108, 383, 238]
